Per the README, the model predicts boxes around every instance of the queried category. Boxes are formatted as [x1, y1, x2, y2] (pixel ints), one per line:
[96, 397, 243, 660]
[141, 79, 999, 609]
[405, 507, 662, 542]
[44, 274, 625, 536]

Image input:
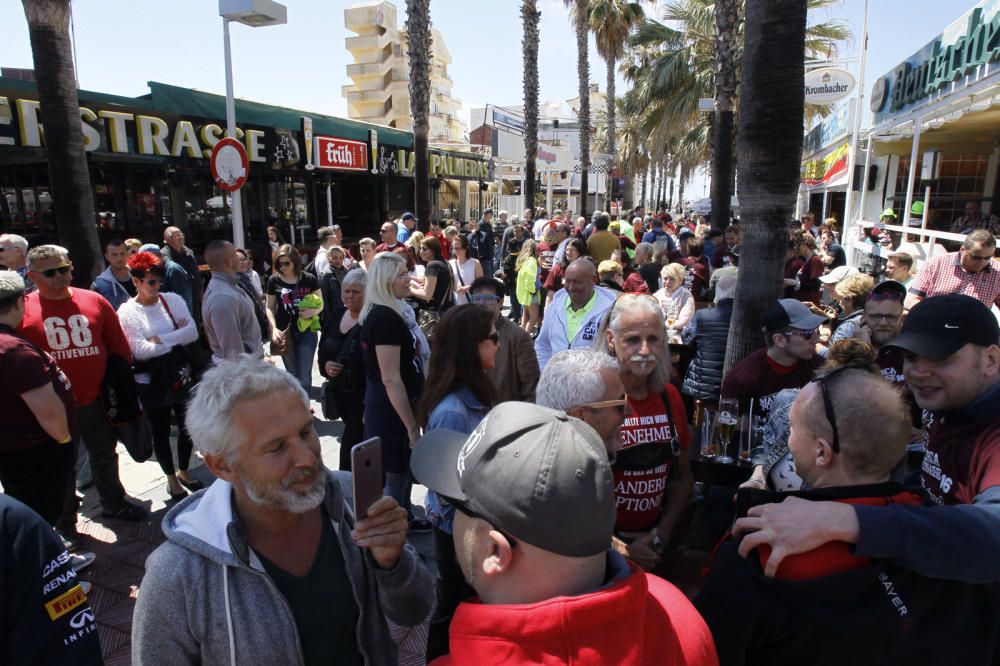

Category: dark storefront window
[892, 153, 991, 230]
[0, 167, 58, 246]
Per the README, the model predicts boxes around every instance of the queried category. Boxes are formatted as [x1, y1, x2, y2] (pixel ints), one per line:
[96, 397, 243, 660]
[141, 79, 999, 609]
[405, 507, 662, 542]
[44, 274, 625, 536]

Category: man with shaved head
[202, 240, 262, 362]
[696, 365, 1000, 665]
[534, 258, 616, 370]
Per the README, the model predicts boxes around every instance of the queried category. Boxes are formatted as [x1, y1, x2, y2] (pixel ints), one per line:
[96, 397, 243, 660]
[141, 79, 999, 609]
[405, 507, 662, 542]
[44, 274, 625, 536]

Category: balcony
[345, 32, 391, 53]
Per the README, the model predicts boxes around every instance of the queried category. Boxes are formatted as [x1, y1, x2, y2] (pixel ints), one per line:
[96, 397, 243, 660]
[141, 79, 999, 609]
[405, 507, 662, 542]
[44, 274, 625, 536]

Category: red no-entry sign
[210, 137, 249, 192]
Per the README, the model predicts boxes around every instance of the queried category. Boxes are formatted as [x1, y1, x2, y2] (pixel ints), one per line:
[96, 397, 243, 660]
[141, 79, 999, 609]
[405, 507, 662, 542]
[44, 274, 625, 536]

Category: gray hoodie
[132, 471, 434, 666]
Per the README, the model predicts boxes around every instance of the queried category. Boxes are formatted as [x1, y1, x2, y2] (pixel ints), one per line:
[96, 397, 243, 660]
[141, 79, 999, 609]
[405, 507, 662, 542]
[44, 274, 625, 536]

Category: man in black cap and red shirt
[411, 402, 717, 665]
[735, 294, 1000, 585]
[720, 298, 826, 424]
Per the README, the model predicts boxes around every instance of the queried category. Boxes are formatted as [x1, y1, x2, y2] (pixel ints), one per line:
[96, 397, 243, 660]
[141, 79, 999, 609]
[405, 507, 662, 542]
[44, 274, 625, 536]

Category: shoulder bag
[269, 274, 300, 356]
[417, 263, 454, 341]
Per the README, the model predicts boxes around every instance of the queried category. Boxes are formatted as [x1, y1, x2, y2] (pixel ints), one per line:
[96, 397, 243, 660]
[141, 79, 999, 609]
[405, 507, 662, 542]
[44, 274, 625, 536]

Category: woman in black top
[360, 252, 428, 529]
[265, 244, 322, 395]
[409, 236, 453, 311]
[318, 269, 367, 471]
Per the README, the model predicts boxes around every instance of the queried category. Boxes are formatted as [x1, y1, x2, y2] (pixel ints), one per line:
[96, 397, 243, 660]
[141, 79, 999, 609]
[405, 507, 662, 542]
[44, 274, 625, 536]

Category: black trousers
[146, 400, 193, 476]
[338, 405, 364, 472]
[0, 440, 75, 526]
[426, 525, 477, 661]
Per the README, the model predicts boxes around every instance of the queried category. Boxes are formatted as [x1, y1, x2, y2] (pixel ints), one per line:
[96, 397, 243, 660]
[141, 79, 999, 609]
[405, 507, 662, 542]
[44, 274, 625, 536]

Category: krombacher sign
[872, 2, 1000, 121]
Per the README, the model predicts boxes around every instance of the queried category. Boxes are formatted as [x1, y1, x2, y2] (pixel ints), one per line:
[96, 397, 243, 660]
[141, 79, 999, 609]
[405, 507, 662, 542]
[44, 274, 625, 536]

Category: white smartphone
[351, 437, 383, 520]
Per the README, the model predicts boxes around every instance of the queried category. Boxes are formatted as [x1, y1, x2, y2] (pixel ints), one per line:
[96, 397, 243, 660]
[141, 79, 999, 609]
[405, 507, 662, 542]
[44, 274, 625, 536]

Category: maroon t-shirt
[0, 325, 76, 452]
[793, 255, 825, 304]
[877, 345, 924, 429]
[784, 257, 804, 298]
[679, 256, 710, 301]
[720, 348, 820, 422]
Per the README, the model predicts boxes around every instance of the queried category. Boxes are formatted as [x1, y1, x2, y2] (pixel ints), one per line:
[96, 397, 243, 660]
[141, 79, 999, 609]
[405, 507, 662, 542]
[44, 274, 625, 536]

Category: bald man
[202, 241, 263, 362]
[535, 258, 616, 370]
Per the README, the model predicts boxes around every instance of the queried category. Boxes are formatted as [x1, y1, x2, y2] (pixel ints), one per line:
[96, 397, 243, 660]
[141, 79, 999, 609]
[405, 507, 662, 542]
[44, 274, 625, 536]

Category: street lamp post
[219, 0, 287, 250]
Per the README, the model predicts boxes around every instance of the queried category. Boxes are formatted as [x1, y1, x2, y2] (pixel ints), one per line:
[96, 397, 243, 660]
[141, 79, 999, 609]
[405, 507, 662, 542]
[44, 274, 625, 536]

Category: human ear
[606, 328, 616, 356]
[203, 453, 235, 482]
[983, 345, 1000, 379]
[481, 530, 515, 576]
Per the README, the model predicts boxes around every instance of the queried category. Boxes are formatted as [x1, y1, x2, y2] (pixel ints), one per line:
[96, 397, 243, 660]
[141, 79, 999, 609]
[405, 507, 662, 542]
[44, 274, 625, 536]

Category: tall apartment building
[344, 1, 466, 145]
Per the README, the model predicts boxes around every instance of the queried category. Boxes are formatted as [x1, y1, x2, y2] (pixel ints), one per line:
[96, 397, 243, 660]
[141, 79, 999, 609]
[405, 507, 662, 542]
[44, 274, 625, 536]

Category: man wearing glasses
[411, 402, 716, 665]
[905, 229, 1000, 311]
[720, 298, 826, 425]
[469, 277, 539, 402]
[735, 294, 1000, 587]
[697, 365, 1000, 665]
[18, 245, 146, 546]
[374, 220, 415, 272]
[0, 233, 32, 292]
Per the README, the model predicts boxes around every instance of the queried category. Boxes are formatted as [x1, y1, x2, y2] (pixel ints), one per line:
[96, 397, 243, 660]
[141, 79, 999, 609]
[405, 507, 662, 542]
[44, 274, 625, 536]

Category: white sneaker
[70, 551, 96, 573]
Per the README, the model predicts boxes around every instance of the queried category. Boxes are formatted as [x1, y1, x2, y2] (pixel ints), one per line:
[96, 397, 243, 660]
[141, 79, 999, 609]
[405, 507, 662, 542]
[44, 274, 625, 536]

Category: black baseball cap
[411, 402, 615, 557]
[868, 279, 907, 300]
[762, 298, 827, 334]
[886, 294, 999, 360]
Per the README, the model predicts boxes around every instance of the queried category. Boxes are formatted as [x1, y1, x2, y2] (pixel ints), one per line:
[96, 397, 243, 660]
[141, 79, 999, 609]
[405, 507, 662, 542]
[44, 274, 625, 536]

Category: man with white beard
[599, 294, 695, 574]
[132, 357, 433, 665]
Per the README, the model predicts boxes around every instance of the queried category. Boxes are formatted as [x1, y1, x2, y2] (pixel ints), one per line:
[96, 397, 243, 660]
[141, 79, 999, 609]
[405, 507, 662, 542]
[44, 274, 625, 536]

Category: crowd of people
[1, 200, 1000, 664]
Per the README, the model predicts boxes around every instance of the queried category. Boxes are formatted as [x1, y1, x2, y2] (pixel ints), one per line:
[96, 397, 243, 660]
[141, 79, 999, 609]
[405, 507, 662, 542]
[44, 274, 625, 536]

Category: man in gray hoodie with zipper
[132, 356, 433, 665]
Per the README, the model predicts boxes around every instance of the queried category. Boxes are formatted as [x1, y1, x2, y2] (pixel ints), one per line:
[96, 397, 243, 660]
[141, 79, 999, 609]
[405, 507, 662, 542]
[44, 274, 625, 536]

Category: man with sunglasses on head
[904, 229, 1000, 311]
[697, 363, 1000, 665]
[721, 299, 826, 426]
[734, 294, 1000, 586]
[411, 402, 717, 665]
[469, 277, 539, 402]
[18, 245, 146, 546]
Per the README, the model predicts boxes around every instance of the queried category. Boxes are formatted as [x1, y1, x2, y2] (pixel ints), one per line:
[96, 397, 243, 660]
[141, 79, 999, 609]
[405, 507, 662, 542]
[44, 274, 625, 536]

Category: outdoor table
[690, 457, 753, 487]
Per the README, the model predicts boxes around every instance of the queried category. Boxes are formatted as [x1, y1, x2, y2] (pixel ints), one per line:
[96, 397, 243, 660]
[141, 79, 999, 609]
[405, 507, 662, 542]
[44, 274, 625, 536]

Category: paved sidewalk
[73, 365, 433, 665]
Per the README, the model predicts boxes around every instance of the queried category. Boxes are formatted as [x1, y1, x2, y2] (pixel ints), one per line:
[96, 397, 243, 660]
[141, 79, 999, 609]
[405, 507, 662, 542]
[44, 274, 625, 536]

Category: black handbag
[321, 380, 339, 421]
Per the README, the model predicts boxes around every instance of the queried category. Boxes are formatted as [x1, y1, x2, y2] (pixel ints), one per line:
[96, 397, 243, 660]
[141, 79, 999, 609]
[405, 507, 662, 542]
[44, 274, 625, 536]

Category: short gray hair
[341, 267, 367, 289]
[185, 356, 308, 462]
[634, 242, 653, 261]
[26, 244, 69, 270]
[536, 349, 619, 412]
[0, 234, 28, 252]
[0, 270, 25, 302]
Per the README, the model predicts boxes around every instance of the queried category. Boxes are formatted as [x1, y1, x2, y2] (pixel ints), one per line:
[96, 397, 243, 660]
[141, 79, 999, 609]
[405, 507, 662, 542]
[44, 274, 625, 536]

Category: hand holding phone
[351, 438, 383, 520]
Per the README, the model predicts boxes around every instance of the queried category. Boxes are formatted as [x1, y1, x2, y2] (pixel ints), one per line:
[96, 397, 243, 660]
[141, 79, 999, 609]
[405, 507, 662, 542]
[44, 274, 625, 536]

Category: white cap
[819, 265, 859, 284]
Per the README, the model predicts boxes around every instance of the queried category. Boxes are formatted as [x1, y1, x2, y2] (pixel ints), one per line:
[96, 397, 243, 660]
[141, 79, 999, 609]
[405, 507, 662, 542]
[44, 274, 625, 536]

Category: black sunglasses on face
[484, 332, 500, 344]
[39, 264, 72, 278]
[276, 261, 292, 268]
[450, 499, 518, 548]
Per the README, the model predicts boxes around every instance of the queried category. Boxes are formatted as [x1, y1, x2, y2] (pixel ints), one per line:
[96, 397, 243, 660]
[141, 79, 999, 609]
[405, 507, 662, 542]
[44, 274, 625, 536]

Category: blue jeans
[384, 471, 412, 515]
[281, 329, 318, 395]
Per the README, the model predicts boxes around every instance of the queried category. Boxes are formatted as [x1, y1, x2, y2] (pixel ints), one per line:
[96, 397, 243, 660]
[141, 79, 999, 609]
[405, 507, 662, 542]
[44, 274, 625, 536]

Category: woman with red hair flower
[116, 251, 202, 501]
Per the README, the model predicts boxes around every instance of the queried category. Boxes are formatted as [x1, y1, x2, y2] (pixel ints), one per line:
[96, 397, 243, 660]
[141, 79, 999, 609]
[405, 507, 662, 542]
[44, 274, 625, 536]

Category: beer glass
[698, 404, 718, 458]
[716, 398, 739, 464]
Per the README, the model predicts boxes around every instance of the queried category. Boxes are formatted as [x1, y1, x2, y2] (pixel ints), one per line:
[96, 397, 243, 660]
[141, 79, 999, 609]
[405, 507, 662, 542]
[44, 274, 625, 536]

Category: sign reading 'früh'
[314, 136, 368, 171]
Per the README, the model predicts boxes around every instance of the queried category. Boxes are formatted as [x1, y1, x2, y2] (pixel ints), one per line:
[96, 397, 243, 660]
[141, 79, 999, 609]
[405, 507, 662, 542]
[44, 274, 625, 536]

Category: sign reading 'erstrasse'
[314, 136, 368, 171]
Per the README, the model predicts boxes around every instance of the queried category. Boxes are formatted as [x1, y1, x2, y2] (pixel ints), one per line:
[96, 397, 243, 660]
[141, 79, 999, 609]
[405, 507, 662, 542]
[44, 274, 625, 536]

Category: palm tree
[405, 0, 432, 229]
[21, 0, 100, 285]
[565, 0, 591, 217]
[522, 0, 541, 213]
[588, 0, 645, 164]
[722, 0, 807, 375]
[710, 0, 741, 230]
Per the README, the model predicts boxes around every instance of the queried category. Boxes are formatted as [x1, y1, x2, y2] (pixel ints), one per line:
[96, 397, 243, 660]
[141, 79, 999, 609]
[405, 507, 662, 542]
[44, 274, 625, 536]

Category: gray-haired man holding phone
[132, 356, 433, 665]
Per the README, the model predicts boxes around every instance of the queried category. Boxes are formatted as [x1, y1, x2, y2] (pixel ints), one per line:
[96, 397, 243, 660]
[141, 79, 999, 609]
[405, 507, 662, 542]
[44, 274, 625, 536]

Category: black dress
[318, 306, 365, 471]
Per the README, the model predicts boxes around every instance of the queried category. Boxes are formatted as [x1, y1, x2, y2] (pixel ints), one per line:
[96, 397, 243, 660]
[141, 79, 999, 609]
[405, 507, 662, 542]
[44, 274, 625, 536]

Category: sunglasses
[38, 263, 72, 278]
[781, 327, 818, 339]
[810, 364, 869, 454]
[581, 396, 629, 414]
[964, 252, 994, 263]
[484, 332, 500, 345]
[142, 278, 161, 286]
[471, 294, 500, 304]
[276, 261, 292, 268]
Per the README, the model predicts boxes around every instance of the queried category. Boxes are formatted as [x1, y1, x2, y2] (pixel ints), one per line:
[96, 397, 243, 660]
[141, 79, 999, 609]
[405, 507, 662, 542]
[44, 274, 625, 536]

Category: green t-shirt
[565, 291, 598, 342]
[258, 510, 364, 665]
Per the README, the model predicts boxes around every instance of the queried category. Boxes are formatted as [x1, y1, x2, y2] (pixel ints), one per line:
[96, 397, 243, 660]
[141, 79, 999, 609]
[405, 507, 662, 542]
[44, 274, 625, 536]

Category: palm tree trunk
[678, 173, 685, 212]
[640, 167, 647, 211]
[522, 0, 540, 214]
[575, 0, 590, 218]
[406, 0, 432, 231]
[22, 0, 100, 286]
[710, 0, 741, 231]
[723, 0, 807, 376]
[605, 58, 616, 163]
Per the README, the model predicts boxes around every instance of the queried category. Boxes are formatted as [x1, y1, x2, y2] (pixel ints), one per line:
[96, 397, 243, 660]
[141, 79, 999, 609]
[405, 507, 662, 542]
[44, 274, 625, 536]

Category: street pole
[841, 0, 869, 243]
[223, 18, 245, 250]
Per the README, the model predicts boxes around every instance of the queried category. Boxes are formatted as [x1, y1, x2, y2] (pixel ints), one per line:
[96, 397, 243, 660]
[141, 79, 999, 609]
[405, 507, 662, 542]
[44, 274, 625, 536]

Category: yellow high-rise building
[344, 1, 467, 145]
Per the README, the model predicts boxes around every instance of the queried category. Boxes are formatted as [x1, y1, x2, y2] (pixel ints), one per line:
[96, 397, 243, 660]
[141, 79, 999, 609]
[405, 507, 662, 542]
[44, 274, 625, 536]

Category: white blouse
[117, 292, 199, 384]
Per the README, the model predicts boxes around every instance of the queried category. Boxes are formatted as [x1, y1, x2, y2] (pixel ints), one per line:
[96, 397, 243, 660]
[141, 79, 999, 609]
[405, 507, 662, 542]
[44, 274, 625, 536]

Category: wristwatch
[650, 534, 665, 555]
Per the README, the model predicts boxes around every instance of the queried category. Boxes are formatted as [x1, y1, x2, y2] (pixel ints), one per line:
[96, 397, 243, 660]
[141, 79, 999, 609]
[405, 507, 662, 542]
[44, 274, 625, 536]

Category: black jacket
[695, 484, 1000, 666]
[0, 495, 102, 665]
[681, 298, 733, 401]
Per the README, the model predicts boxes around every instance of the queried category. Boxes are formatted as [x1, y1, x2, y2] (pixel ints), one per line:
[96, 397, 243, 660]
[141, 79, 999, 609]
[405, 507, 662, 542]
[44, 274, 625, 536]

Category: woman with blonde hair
[360, 252, 430, 530]
[654, 262, 695, 336]
[516, 238, 540, 334]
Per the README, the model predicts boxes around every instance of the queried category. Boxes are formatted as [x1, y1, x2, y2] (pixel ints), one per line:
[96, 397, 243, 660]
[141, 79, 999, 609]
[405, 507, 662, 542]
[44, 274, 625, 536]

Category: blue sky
[0, 0, 978, 193]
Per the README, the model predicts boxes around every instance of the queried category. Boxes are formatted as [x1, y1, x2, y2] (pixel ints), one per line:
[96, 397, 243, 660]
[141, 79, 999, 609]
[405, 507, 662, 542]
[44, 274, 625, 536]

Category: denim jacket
[424, 387, 489, 533]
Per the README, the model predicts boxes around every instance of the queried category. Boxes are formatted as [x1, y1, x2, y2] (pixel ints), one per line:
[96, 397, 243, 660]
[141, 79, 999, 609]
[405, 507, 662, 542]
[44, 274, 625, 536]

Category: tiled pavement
[73, 363, 434, 665]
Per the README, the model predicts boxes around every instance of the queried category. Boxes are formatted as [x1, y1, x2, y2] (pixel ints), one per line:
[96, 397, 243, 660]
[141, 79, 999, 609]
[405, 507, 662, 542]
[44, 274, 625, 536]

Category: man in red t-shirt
[721, 298, 825, 424]
[18, 246, 146, 545]
[374, 221, 415, 272]
[0, 271, 76, 526]
[601, 293, 694, 573]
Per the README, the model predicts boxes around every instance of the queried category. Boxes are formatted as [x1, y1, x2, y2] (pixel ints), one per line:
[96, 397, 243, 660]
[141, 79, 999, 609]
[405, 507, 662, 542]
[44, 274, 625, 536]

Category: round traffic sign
[210, 137, 249, 192]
